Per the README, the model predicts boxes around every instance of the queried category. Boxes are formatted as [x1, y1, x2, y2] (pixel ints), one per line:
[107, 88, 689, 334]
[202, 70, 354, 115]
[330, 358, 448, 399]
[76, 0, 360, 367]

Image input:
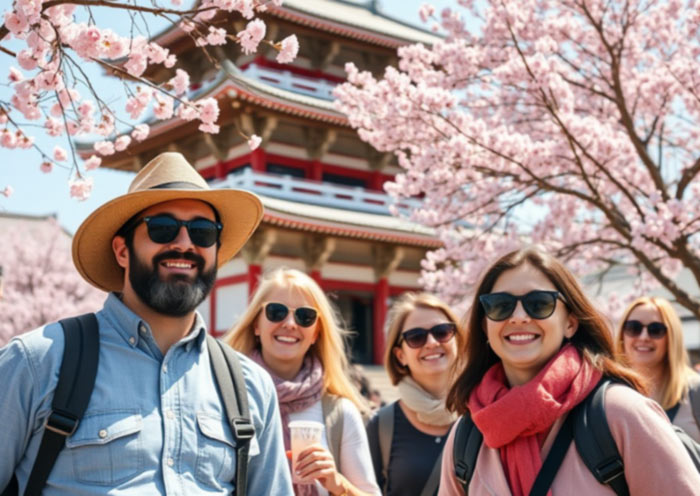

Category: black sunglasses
[398, 322, 457, 349]
[622, 320, 667, 339]
[479, 290, 564, 321]
[264, 302, 318, 328]
[135, 214, 223, 248]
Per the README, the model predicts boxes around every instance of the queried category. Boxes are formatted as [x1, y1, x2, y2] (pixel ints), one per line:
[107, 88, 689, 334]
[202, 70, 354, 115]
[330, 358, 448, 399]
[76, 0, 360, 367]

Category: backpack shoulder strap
[688, 378, 700, 429]
[419, 448, 444, 496]
[24, 313, 100, 496]
[207, 335, 254, 496]
[573, 378, 629, 496]
[322, 394, 345, 471]
[453, 412, 482, 493]
[376, 402, 395, 493]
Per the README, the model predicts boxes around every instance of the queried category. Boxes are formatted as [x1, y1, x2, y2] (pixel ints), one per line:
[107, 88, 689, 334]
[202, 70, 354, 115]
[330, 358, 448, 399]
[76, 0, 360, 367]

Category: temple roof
[259, 194, 441, 248]
[267, 0, 440, 48]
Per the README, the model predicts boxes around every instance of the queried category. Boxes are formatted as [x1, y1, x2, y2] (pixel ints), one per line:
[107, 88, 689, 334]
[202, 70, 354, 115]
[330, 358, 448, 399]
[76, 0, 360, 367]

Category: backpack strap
[24, 313, 100, 496]
[452, 412, 482, 492]
[666, 402, 681, 422]
[419, 449, 444, 496]
[573, 379, 629, 496]
[321, 394, 345, 471]
[207, 335, 254, 496]
[688, 378, 700, 429]
[376, 403, 395, 494]
[528, 412, 575, 496]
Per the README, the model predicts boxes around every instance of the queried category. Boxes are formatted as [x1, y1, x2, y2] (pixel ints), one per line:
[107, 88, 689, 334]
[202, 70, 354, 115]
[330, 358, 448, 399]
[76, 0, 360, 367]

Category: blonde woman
[366, 293, 465, 495]
[616, 296, 700, 442]
[227, 268, 380, 496]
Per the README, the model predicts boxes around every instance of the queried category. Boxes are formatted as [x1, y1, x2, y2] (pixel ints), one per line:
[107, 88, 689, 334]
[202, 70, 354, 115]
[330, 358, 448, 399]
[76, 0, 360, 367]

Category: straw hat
[72, 152, 263, 292]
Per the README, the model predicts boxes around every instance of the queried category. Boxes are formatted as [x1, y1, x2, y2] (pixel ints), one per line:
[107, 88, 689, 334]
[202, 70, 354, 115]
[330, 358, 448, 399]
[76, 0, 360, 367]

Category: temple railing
[214, 168, 421, 216]
[241, 64, 337, 100]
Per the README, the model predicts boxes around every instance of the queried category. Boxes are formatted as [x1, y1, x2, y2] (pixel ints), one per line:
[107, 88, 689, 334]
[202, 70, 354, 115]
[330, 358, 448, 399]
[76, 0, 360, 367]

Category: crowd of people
[1, 152, 700, 495]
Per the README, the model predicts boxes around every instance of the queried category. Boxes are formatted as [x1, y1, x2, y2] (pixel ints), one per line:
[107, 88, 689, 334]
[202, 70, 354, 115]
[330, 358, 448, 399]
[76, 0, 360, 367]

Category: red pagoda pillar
[373, 277, 389, 364]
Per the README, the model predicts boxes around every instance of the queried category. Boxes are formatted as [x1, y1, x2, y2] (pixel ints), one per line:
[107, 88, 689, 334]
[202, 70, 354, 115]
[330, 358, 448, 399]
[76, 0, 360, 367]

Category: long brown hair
[446, 247, 644, 414]
[616, 296, 696, 409]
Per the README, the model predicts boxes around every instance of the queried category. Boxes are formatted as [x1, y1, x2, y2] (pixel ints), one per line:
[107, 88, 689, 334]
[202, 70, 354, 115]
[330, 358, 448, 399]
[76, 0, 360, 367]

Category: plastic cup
[289, 420, 324, 484]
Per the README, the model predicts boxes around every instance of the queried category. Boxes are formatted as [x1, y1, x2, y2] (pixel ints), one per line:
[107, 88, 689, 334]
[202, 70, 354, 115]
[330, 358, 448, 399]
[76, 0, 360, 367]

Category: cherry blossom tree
[0, 0, 298, 200]
[0, 216, 105, 345]
[336, 0, 700, 318]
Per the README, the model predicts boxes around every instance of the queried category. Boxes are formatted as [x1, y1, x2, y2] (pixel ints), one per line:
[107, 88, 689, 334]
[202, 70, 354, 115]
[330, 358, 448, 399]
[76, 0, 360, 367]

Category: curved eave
[262, 212, 442, 248]
[266, 5, 435, 49]
[78, 74, 349, 167]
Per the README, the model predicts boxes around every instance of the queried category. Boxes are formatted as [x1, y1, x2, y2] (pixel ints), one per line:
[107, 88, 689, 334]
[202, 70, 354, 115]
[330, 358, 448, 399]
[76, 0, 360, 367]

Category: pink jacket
[439, 384, 700, 495]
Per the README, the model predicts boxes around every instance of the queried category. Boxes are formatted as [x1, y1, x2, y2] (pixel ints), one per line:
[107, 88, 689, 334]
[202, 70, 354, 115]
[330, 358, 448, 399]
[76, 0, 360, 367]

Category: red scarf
[467, 344, 602, 496]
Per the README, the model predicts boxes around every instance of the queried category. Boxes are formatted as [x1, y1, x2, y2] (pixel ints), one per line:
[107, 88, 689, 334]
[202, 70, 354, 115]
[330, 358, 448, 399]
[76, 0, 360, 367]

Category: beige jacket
[439, 384, 700, 495]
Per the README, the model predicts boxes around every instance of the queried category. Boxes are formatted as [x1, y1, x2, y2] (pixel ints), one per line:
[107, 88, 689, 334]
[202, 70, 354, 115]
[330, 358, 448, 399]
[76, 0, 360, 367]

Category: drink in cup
[289, 420, 324, 484]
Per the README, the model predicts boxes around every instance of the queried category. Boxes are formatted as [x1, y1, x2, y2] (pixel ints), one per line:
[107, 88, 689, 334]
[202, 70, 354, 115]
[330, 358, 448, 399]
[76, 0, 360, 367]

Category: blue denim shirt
[0, 293, 293, 495]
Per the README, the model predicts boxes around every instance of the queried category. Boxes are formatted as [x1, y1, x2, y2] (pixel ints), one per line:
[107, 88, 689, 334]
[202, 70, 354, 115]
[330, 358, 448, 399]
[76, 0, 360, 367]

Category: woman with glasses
[366, 293, 464, 495]
[226, 268, 380, 496]
[438, 247, 700, 495]
[616, 297, 700, 442]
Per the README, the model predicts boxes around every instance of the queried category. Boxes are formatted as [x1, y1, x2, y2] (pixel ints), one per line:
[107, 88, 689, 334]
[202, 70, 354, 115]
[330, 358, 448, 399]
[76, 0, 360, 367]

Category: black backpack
[2, 313, 254, 496]
[453, 378, 700, 496]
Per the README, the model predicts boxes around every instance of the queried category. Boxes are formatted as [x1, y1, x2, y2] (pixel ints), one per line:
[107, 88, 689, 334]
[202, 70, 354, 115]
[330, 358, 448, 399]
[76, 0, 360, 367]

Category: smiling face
[393, 306, 458, 390]
[484, 262, 578, 386]
[622, 303, 668, 371]
[254, 284, 320, 377]
[115, 199, 218, 316]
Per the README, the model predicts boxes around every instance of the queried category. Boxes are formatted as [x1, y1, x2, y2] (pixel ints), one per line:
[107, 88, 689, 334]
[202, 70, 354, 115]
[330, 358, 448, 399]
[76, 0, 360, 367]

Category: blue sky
[0, 0, 457, 233]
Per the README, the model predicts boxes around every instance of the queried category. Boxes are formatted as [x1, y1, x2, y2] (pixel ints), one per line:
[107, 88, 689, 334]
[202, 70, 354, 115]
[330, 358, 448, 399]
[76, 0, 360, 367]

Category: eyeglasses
[398, 322, 457, 349]
[136, 214, 222, 248]
[622, 320, 667, 339]
[264, 302, 318, 328]
[479, 290, 564, 321]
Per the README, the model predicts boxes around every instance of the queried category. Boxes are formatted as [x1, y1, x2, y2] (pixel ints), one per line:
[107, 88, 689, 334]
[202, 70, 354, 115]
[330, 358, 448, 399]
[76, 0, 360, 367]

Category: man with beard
[0, 153, 293, 495]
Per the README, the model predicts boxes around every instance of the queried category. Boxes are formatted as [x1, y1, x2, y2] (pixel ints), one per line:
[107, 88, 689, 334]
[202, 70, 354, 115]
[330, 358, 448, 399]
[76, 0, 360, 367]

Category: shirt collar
[101, 293, 208, 352]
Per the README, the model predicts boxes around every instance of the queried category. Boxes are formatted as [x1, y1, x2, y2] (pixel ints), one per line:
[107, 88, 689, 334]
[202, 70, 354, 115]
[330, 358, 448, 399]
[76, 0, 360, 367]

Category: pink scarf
[251, 350, 324, 496]
[467, 344, 602, 496]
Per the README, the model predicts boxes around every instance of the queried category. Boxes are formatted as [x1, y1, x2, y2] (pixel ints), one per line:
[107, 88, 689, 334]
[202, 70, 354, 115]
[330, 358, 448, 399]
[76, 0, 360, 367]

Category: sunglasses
[398, 322, 457, 349]
[136, 214, 223, 248]
[264, 302, 318, 328]
[622, 320, 667, 339]
[479, 290, 564, 321]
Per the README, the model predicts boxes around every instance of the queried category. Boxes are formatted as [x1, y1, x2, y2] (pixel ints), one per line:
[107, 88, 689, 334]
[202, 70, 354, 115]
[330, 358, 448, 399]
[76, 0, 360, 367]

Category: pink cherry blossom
[169, 69, 190, 96]
[336, 0, 700, 320]
[131, 124, 150, 141]
[238, 19, 266, 54]
[40, 161, 53, 173]
[8, 67, 23, 83]
[114, 135, 131, 151]
[248, 134, 262, 151]
[153, 93, 174, 119]
[83, 155, 102, 171]
[93, 140, 115, 156]
[68, 176, 93, 201]
[53, 146, 67, 161]
[276, 35, 298, 64]
[2, 185, 14, 198]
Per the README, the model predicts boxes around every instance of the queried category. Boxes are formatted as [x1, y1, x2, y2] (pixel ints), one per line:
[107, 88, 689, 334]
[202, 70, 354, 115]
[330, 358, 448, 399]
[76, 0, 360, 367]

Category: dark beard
[128, 248, 217, 317]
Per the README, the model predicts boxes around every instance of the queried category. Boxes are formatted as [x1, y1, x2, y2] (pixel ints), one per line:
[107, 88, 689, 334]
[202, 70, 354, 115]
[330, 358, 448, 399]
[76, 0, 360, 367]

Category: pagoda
[95, 0, 441, 364]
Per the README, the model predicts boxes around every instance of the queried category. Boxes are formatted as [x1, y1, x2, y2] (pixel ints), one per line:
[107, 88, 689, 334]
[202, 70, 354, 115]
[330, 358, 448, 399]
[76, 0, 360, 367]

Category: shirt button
[128, 337, 136, 346]
[166, 410, 175, 420]
[139, 324, 147, 334]
[167, 457, 174, 467]
[98, 429, 107, 439]
[162, 364, 168, 373]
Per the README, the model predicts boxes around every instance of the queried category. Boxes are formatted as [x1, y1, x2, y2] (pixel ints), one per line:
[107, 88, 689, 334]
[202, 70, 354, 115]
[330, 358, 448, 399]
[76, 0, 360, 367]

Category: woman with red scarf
[439, 247, 700, 495]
